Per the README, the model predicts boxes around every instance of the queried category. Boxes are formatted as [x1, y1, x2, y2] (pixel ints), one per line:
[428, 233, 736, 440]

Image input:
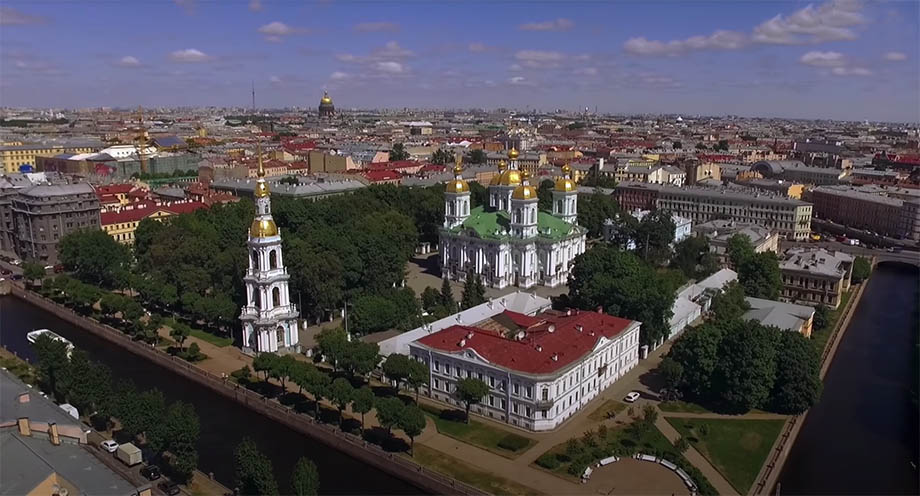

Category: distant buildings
[809, 185, 920, 241]
[101, 201, 208, 244]
[614, 181, 813, 241]
[209, 176, 365, 201]
[668, 269, 738, 340]
[409, 307, 641, 431]
[0, 141, 100, 173]
[0, 178, 100, 263]
[318, 91, 335, 118]
[693, 219, 780, 266]
[751, 160, 847, 186]
[780, 248, 854, 309]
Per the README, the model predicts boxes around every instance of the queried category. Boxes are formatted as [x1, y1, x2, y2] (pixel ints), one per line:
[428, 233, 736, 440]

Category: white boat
[27, 329, 74, 356]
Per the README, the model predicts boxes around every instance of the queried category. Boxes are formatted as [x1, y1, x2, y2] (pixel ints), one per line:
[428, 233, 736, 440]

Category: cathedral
[239, 149, 300, 354]
[439, 150, 587, 289]
[318, 91, 335, 118]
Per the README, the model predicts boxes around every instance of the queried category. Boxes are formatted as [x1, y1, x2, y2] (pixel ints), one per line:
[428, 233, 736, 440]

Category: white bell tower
[552, 163, 578, 224]
[443, 156, 470, 228]
[510, 170, 538, 239]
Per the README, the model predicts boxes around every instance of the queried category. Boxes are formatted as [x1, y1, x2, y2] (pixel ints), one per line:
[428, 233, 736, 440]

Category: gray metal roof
[744, 297, 814, 333]
[781, 247, 854, 277]
[19, 182, 95, 198]
[616, 181, 812, 207]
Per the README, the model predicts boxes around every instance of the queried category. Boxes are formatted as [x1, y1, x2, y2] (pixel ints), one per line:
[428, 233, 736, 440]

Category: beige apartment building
[779, 248, 854, 309]
[1, 143, 100, 173]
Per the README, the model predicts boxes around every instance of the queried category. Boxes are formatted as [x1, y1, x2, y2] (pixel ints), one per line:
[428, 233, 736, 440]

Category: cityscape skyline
[1, 0, 918, 123]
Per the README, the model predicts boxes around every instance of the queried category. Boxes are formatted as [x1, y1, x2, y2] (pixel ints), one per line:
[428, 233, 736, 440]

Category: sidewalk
[655, 413, 739, 495]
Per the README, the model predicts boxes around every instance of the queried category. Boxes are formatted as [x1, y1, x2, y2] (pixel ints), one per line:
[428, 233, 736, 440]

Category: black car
[158, 481, 180, 496]
[140, 465, 161, 481]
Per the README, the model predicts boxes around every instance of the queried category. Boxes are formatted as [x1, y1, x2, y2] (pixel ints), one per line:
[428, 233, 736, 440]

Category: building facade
[780, 248, 854, 309]
[809, 185, 920, 241]
[1, 143, 99, 173]
[100, 201, 208, 244]
[693, 219, 780, 266]
[239, 152, 300, 354]
[615, 182, 813, 241]
[440, 154, 586, 289]
[5, 183, 101, 263]
[408, 308, 641, 431]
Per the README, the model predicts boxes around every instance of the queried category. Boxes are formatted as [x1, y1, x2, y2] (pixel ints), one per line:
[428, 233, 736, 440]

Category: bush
[231, 365, 253, 384]
[535, 453, 560, 469]
[497, 433, 531, 452]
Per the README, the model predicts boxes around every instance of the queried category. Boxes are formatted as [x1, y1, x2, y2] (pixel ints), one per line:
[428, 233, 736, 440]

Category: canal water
[778, 262, 919, 495]
[0, 296, 422, 495]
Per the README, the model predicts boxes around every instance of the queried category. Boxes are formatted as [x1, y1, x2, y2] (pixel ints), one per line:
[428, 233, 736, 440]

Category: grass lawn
[810, 289, 851, 355]
[189, 328, 233, 347]
[587, 399, 627, 422]
[419, 403, 536, 458]
[411, 444, 543, 496]
[658, 400, 713, 414]
[667, 417, 785, 494]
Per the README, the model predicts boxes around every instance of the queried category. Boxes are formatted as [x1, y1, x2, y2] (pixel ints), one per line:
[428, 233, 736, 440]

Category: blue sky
[1, 0, 917, 122]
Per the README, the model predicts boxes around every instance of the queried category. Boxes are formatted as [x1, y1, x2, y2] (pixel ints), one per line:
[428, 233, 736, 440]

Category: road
[781, 239, 920, 265]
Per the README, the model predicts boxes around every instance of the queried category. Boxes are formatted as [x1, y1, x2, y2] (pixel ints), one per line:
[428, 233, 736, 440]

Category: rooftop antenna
[251, 81, 256, 113]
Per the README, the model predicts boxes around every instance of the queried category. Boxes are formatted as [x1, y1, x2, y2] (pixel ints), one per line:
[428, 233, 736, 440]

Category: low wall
[10, 287, 483, 496]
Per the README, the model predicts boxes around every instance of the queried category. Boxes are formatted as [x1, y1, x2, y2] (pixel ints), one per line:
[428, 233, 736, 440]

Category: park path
[655, 412, 739, 495]
[661, 412, 788, 421]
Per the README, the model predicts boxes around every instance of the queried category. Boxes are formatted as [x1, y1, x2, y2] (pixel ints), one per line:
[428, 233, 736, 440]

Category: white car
[624, 391, 641, 403]
[100, 440, 119, 453]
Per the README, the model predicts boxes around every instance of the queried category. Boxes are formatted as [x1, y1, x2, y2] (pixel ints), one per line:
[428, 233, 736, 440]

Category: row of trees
[662, 288, 822, 414]
[32, 335, 201, 481]
[235, 437, 319, 496]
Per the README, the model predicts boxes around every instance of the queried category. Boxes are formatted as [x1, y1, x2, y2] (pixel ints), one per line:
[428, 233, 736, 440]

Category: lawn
[419, 403, 536, 458]
[587, 399, 627, 422]
[810, 289, 852, 355]
[411, 444, 544, 496]
[658, 400, 712, 414]
[189, 328, 233, 347]
[667, 417, 785, 494]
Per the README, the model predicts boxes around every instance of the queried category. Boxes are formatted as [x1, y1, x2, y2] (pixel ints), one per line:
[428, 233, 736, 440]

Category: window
[500, 398, 506, 409]
[512, 403, 518, 414]
[489, 376, 494, 387]
[542, 410, 547, 419]
[541, 388, 548, 401]
[434, 379, 440, 390]
[488, 396, 494, 407]
[513, 383, 520, 395]
[525, 406, 532, 418]
[477, 372, 483, 381]
[445, 364, 450, 375]
[434, 360, 440, 372]
[525, 386, 532, 398]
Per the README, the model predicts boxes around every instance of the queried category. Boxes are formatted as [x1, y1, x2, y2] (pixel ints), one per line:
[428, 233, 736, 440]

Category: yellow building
[101, 202, 207, 244]
[0, 143, 99, 172]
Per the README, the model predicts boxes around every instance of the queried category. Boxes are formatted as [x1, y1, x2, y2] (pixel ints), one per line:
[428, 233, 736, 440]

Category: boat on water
[26, 328, 74, 356]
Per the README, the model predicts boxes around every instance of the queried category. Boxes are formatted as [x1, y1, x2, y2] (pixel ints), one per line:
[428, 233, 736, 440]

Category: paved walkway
[655, 413, 739, 496]
[662, 412, 788, 420]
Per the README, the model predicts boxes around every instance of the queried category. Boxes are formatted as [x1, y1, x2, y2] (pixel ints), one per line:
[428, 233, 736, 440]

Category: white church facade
[439, 150, 587, 289]
[239, 149, 300, 354]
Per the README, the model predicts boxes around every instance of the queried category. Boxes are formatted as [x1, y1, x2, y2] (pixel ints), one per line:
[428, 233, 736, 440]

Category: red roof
[367, 160, 421, 171]
[94, 184, 135, 197]
[416, 310, 635, 375]
[364, 169, 402, 182]
[101, 201, 208, 225]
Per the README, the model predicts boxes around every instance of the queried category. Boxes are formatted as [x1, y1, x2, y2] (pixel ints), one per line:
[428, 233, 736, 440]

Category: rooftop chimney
[576, 324, 584, 333]
[49, 422, 60, 446]
[17, 418, 31, 437]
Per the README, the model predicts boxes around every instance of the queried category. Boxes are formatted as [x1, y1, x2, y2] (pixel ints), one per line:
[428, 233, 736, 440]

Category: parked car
[100, 439, 119, 453]
[158, 482, 181, 496]
[0, 269, 11, 276]
[624, 391, 641, 403]
[53, 264, 65, 273]
[10, 259, 21, 266]
[140, 465, 161, 481]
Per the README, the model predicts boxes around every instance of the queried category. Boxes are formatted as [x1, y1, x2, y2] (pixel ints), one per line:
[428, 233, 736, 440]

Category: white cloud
[508, 76, 533, 86]
[330, 71, 350, 80]
[640, 74, 682, 88]
[377, 41, 413, 58]
[248, 0, 262, 12]
[514, 50, 567, 68]
[269, 75, 282, 84]
[0, 6, 47, 25]
[257, 21, 305, 41]
[519, 18, 574, 32]
[374, 61, 405, 74]
[576, 67, 599, 76]
[752, 0, 867, 45]
[170, 48, 211, 63]
[337, 41, 413, 65]
[884, 51, 907, 61]
[509, 63, 522, 71]
[799, 51, 845, 67]
[624, 30, 746, 56]
[831, 66, 872, 76]
[117, 56, 141, 67]
[353, 21, 399, 32]
[468, 42, 488, 53]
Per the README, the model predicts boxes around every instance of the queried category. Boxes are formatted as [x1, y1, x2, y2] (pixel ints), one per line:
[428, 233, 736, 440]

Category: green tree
[658, 357, 684, 391]
[291, 457, 320, 496]
[234, 437, 279, 496]
[31, 333, 72, 402]
[279, 175, 299, 186]
[634, 209, 676, 266]
[271, 354, 299, 392]
[675, 436, 690, 453]
[851, 256, 871, 283]
[406, 359, 430, 402]
[161, 401, 200, 481]
[252, 352, 277, 382]
[420, 286, 440, 312]
[671, 236, 719, 280]
[169, 322, 191, 351]
[713, 321, 778, 412]
[329, 378, 354, 426]
[59, 229, 132, 288]
[431, 149, 454, 165]
[389, 143, 410, 161]
[62, 350, 112, 416]
[341, 340, 380, 379]
[22, 262, 45, 287]
[399, 405, 426, 454]
[709, 282, 750, 322]
[577, 192, 619, 238]
[439, 278, 455, 311]
[466, 149, 487, 164]
[455, 377, 489, 423]
[351, 386, 375, 430]
[537, 179, 554, 211]
[460, 271, 486, 309]
[727, 234, 756, 269]
[375, 397, 405, 435]
[305, 368, 331, 418]
[316, 327, 349, 371]
[813, 305, 830, 331]
[382, 354, 411, 390]
[770, 331, 821, 414]
[667, 323, 725, 400]
[738, 252, 782, 299]
[565, 245, 676, 346]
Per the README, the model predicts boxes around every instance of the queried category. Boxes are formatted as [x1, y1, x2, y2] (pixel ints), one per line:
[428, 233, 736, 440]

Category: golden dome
[490, 160, 509, 185]
[320, 91, 333, 105]
[498, 160, 507, 171]
[250, 218, 278, 238]
[498, 169, 522, 186]
[254, 180, 270, 198]
[512, 184, 537, 200]
[555, 164, 576, 192]
[507, 147, 519, 160]
[447, 179, 470, 193]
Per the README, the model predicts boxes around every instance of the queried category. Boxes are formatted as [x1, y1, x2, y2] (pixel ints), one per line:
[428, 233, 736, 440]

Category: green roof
[445, 206, 581, 242]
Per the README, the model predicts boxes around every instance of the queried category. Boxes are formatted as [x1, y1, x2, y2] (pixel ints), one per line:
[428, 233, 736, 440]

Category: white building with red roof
[408, 307, 641, 431]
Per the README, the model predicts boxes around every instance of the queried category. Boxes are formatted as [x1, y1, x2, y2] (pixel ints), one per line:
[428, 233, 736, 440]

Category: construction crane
[133, 106, 151, 174]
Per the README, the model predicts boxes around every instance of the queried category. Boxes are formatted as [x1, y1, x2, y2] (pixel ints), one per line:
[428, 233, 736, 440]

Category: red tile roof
[364, 169, 402, 182]
[94, 184, 135, 197]
[101, 201, 208, 225]
[415, 310, 636, 375]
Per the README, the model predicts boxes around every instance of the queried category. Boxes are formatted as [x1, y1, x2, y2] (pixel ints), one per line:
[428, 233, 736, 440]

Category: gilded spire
[257, 138, 265, 178]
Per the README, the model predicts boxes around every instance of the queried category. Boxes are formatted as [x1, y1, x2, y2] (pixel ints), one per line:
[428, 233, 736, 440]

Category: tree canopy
[389, 143, 410, 161]
[59, 229, 132, 288]
[234, 437, 279, 496]
[455, 378, 489, 423]
[851, 256, 871, 283]
[672, 236, 719, 280]
[576, 193, 619, 239]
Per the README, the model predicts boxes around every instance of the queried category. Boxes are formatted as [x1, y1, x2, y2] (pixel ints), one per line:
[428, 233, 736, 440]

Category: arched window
[276, 326, 285, 346]
[251, 251, 259, 271]
[557, 200, 563, 213]
[269, 250, 278, 270]
[253, 290, 261, 309]
[272, 287, 281, 307]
